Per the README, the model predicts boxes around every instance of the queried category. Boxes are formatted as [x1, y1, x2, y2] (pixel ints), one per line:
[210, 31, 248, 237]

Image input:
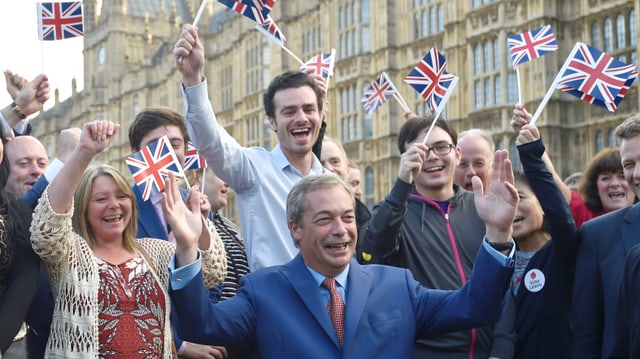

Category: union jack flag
[217, 0, 275, 25]
[184, 142, 208, 171]
[507, 24, 558, 67]
[557, 42, 636, 104]
[405, 48, 458, 112]
[37, 2, 83, 41]
[361, 72, 397, 115]
[125, 135, 185, 201]
[256, 15, 286, 47]
[561, 70, 638, 112]
[300, 52, 335, 78]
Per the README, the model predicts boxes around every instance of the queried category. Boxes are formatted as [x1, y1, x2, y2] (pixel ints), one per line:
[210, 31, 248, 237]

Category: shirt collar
[306, 263, 350, 291]
[272, 144, 325, 174]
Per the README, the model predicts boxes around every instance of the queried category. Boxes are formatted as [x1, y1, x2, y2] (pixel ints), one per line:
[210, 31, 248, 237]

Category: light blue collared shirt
[306, 265, 349, 306]
[182, 80, 325, 271]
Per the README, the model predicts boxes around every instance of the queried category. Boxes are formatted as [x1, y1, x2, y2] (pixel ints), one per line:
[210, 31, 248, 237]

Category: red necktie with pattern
[322, 277, 345, 348]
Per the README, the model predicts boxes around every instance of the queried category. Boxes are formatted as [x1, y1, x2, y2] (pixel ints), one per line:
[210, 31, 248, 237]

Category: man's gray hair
[615, 113, 640, 140]
[458, 128, 495, 152]
[286, 174, 355, 228]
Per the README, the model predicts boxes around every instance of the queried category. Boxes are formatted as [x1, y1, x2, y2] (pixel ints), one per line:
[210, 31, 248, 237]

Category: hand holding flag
[125, 135, 186, 201]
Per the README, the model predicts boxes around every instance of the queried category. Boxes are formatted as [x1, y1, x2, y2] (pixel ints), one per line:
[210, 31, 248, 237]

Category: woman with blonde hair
[30, 120, 226, 358]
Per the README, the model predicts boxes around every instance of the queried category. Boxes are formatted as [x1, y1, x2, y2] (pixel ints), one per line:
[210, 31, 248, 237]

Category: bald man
[4, 136, 48, 196]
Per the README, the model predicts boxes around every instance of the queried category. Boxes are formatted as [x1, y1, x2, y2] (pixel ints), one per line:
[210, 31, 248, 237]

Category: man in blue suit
[589, 114, 640, 359]
[167, 150, 518, 358]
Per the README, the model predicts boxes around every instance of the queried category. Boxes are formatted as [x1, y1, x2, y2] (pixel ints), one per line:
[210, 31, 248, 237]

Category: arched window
[365, 166, 375, 209]
[591, 22, 601, 49]
[608, 128, 616, 147]
[595, 130, 604, 153]
[474, 44, 481, 75]
[630, 10, 637, 46]
[604, 17, 613, 52]
[616, 14, 626, 48]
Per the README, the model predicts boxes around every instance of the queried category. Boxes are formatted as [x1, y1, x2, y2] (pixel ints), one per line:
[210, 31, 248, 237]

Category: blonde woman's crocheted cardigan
[30, 188, 227, 359]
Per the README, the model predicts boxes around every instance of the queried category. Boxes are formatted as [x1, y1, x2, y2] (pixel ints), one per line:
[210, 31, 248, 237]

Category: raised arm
[47, 121, 118, 213]
[473, 149, 519, 246]
[516, 124, 578, 257]
[361, 142, 427, 261]
[512, 104, 572, 204]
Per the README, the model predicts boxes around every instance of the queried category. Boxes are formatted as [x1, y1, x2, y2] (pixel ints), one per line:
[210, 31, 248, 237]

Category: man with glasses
[360, 116, 514, 358]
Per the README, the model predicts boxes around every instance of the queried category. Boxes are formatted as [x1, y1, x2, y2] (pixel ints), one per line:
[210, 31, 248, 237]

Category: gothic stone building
[32, 0, 639, 212]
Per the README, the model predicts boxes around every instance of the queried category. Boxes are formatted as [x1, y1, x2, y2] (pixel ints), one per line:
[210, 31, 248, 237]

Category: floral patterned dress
[97, 256, 165, 358]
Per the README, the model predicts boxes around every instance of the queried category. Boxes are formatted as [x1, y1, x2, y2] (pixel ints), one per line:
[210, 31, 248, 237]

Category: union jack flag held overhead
[217, 0, 275, 25]
[557, 42, 636, 106]
[300, 52, 335, 79]
[405, 48, 458, 113]
[507, 24, 558, 67]
[37, 2, 84, 41]
[256, 15, 286, 47]
[125, 135, 185, 201]
[361, 72, 397, 115]
[184, 142, 208, 171]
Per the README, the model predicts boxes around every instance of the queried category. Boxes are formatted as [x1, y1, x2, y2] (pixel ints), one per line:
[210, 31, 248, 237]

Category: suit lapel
[620, 203, 640, 253]
[343, 259, 372, 354]
[282, 255, 340, 347]
[133, 186, 168, 240]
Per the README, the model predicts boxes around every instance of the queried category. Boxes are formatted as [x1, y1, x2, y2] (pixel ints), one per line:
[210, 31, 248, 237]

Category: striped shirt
[213, 213, 250, 300]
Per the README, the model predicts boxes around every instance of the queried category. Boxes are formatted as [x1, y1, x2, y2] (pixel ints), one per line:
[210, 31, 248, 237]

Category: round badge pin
[524, 269, 545, 293]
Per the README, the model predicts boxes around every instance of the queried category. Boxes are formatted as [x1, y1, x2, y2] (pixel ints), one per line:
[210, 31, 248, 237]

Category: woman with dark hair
[512, 104, 636, 228]
[511, 124, 579, 358]
[0, 123, 40, 356]
[572, 147, 636, 227]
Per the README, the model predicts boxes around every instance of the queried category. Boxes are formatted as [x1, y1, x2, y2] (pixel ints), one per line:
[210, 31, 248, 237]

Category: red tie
[322, 277, 345, 347]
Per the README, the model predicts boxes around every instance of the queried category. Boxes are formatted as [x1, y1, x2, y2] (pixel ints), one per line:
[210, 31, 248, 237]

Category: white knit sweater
[30, 189, 227, 358]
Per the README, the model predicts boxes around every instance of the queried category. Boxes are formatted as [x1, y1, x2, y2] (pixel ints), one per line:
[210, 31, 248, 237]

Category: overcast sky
[0, 1, 84, 111]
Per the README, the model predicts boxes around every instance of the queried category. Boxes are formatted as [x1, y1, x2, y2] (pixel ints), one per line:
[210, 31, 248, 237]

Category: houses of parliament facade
[31, 0, 639, 212]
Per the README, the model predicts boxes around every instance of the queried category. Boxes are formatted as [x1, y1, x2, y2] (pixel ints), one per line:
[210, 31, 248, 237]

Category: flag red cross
[569, 48, 626, 102]
[42, 3, 83, 40]
[369, 81, 391, 104]
[309, 55, 330, 75]
[132, 148, 175, 190]
[510, 31, 553, 63]
[413, 59, 445, 99]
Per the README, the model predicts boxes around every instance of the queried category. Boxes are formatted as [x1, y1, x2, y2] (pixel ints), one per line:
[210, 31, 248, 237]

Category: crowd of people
[1, 22, 640, 359]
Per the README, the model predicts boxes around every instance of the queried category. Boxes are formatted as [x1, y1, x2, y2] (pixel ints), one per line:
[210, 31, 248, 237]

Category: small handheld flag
[507, 24, 558, 68]
[361, 72, 398, 115]
[300, 52, 335, 79]
[216, 0, 275, 25]
[184, 142, 208, 171]
[125, 135, 185, 201]
[37, 2, 84, 41]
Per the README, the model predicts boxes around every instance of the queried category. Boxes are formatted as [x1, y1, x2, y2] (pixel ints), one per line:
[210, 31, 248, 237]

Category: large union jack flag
[37, 2, 83, 41]
[507, 24, 558, 67]
[561, 70, 638, 112]
[361, 72, 397, 115]
[184, 142, 208, 171]
[300, 52, 335, 79]
[405, 48, 458, 112]
[125, 135, 185, 201]
[217, 0, 275, 25]
[557, 42, 636, 104]
[256, 15, 286, 47]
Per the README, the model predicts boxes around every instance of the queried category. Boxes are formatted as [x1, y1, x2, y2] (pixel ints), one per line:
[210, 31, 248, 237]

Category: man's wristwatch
[10, 101, 26, 119]
[486, 239, 514, 252]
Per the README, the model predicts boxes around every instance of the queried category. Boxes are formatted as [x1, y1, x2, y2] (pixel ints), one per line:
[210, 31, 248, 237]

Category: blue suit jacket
[133, 185, 171, 240]
[572, 202, 640, 359]
[170, 245, 512, 358]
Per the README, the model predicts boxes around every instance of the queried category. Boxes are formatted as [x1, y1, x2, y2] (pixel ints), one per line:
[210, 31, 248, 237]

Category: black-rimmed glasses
[425, 143, 454, 157]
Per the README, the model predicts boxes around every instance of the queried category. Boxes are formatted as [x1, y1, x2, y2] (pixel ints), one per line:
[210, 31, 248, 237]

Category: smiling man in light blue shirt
[174, 24, 326, 270]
